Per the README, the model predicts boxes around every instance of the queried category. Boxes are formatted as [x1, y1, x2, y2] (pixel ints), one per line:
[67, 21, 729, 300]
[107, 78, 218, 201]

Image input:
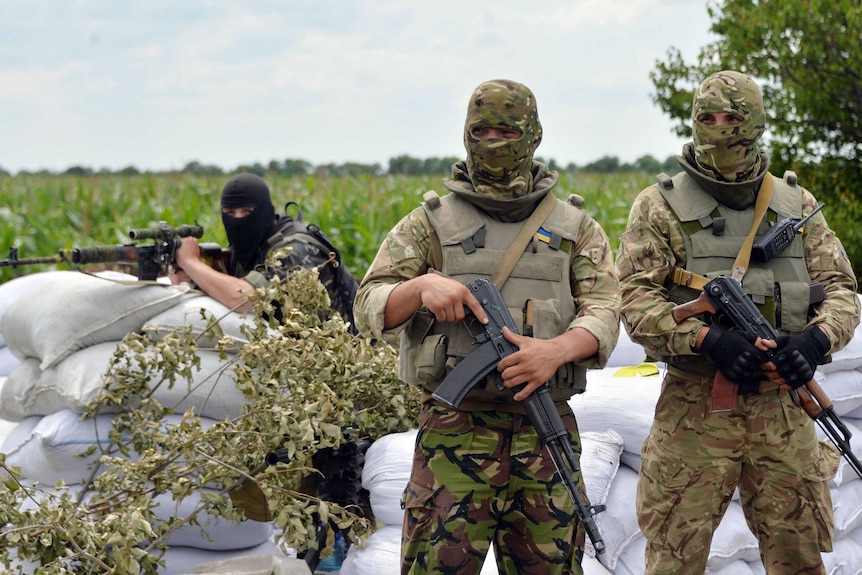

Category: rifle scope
[128, 222, 204, 241]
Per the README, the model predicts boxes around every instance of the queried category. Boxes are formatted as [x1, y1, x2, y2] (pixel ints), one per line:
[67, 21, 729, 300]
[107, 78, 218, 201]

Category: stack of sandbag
[343, 428, 621, 575]
[571, 303, 862, 575]
[0, 270, 273, 555]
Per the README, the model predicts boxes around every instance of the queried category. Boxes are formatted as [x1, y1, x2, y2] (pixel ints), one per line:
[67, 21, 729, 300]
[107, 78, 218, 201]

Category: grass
[0, 172, 650, 284]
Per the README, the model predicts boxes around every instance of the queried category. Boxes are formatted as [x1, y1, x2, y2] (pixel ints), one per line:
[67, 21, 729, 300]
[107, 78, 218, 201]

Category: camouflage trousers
[637, 369, 840, 575]
[401, 402, 587, 575]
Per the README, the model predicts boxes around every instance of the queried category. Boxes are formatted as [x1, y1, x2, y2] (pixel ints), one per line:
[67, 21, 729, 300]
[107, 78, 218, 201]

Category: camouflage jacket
[354, 174, 621, 369]
[615, 170, 860, 362]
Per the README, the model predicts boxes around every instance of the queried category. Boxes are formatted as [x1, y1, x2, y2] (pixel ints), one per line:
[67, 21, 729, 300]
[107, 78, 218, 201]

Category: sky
[0, 0, 716, 174]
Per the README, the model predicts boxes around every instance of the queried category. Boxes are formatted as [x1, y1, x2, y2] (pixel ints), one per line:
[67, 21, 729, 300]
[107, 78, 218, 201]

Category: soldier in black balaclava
[219, 173, 276, 277]
[170, 173, 279, 313]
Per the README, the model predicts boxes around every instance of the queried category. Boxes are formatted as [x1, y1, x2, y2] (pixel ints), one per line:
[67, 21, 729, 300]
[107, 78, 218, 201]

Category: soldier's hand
[772, 327, 830, 389]
[699, 326, 768, 385]
[419, 274, 487, 324]
[497, 327, 560, 400]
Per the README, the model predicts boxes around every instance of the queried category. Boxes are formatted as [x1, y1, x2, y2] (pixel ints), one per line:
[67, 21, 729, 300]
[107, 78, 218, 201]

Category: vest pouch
[527, 299, 585, 394]
[415, 334, 448, 384]
[398, 308, 436, 385]
[528, 299, 564, 341]
[775, 281, 812, 333]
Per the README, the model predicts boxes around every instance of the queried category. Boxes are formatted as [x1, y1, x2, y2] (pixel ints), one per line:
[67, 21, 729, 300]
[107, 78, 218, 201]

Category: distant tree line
[0, 153, 682, 178]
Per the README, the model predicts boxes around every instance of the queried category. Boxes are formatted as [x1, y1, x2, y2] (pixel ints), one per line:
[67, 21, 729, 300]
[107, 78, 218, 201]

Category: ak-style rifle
[672, 275, 862, 480]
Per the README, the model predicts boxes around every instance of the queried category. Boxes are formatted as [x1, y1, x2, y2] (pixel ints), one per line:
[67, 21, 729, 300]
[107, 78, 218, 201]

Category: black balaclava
[220, 173, 276, 276]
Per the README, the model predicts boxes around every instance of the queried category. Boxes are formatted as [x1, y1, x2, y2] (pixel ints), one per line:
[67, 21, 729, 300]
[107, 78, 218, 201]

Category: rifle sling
[491, 191, 557, 290]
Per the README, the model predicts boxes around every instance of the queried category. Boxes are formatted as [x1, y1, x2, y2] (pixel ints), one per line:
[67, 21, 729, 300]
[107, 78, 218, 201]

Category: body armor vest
[399, 191, 588, 406]
[658, 170, 815, 374]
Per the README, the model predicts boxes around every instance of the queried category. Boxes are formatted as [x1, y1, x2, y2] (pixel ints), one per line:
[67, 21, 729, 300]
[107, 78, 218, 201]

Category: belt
[666, 364, 781, 395]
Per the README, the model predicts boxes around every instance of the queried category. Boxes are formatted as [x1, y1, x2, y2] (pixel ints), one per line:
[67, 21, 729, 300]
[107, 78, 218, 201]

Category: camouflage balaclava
[463, 79, 542, 198]
[692, 70, 766, 182]
[220, 173, 276, 276]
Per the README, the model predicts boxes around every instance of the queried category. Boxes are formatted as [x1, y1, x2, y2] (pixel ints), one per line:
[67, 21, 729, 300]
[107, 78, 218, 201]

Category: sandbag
[813, 369, 862, 417]
[144, 294, 264, 350]
[570, 368, 661, 472]
[1, 409, 220, 486]
[0, 341, 247, 421]
[1, 271, 192, 369]
[16, 484, 271, 552]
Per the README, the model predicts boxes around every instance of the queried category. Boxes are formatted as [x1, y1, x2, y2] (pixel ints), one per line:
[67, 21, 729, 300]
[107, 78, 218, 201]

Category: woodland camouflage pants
[401, 403, 587, 575]
[637, 369, 839, 575]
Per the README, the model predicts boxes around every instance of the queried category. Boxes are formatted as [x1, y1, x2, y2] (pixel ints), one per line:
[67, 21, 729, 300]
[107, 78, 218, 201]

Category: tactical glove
[774, 327, 830, 389]
[699, 326, 767, 384]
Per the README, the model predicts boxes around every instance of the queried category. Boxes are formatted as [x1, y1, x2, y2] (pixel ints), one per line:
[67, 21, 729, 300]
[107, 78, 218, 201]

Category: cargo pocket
[636, 437, 703, 546]
[415, 334, 448, 384]
[801, 441, 841, 552]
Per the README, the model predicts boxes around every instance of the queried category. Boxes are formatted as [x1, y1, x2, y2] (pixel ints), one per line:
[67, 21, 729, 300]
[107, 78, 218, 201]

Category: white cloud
[0, 0, 714, 173]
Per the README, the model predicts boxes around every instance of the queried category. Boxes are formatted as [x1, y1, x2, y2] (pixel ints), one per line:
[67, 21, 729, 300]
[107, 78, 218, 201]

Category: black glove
[773, 327, 830, 389]
[699, 326, 767, 384]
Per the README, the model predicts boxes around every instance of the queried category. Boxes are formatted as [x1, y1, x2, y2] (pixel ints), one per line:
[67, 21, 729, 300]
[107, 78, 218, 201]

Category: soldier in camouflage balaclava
[691, 70, 766, 183]
[463, 79, 542, 198]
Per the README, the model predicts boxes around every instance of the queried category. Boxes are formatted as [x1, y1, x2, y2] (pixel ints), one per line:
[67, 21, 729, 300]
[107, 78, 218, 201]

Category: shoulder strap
[491, 191, 557, 289]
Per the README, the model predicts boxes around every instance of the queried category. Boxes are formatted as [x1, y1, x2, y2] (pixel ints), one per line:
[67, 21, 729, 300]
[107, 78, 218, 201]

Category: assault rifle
[1, 222, 229, 281]
[432, 278, 606, 555]
[672, 275, 862, 480]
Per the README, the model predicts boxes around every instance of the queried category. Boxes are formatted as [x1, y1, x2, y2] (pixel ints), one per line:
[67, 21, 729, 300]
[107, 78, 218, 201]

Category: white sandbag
[571, 369, 661, 473]
[152, 489, 273, 551]
[362, 430, 416, 526]
[706, 502, 761, 569]
[144, 294, 260, 349]
[340, 524, 612, 575]
[16, 484, 271, 552]
[0, 341, 248, 421]
[340, 524, 401, 575]
[0, 345, 19, 377]
[813, 369, 862, 417]
[606, 324, 647, 368]
[0, 271, 73, 339]
[1, 271, 192, 369]
[822, 530, 862, 575]
[706, 559, 757, 575]
[581, 429, 624, 517]
[1, 358, 43, 421]
[593, 465, 640, 570]
[832, 479, 862, 540]
[1, 409, 219, 486]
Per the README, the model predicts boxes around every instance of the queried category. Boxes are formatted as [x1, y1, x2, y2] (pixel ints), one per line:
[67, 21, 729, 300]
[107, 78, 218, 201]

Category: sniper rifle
[431, 278, 606, 555]
[672, 274, 862, 480]
[1, 221, 229, 281]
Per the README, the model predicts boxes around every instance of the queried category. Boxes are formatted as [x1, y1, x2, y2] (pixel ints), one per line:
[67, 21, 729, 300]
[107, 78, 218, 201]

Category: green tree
[650, 0, 862, 279]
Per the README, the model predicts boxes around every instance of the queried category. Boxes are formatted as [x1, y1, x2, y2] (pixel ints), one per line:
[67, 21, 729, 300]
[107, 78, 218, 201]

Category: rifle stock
[671, 275, 862, 480]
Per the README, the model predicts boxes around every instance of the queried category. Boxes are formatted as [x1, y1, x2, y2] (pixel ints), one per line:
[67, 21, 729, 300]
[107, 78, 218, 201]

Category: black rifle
[432, 278, 606, 555]
[672, 275, 862, 480]
[1, 222, 228, 281]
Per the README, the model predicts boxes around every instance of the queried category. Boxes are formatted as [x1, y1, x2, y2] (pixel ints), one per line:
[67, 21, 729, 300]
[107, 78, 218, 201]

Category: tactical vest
[657, 170, 815, 373]
[259, 208, 359, 333]
[399, 191, 588, 405]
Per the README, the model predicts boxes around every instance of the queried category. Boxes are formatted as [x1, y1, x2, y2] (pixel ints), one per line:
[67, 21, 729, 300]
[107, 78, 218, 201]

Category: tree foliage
[0, 264, 422, 573]
[650, 0, 862, 279]
[651, 0, 862, 163]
